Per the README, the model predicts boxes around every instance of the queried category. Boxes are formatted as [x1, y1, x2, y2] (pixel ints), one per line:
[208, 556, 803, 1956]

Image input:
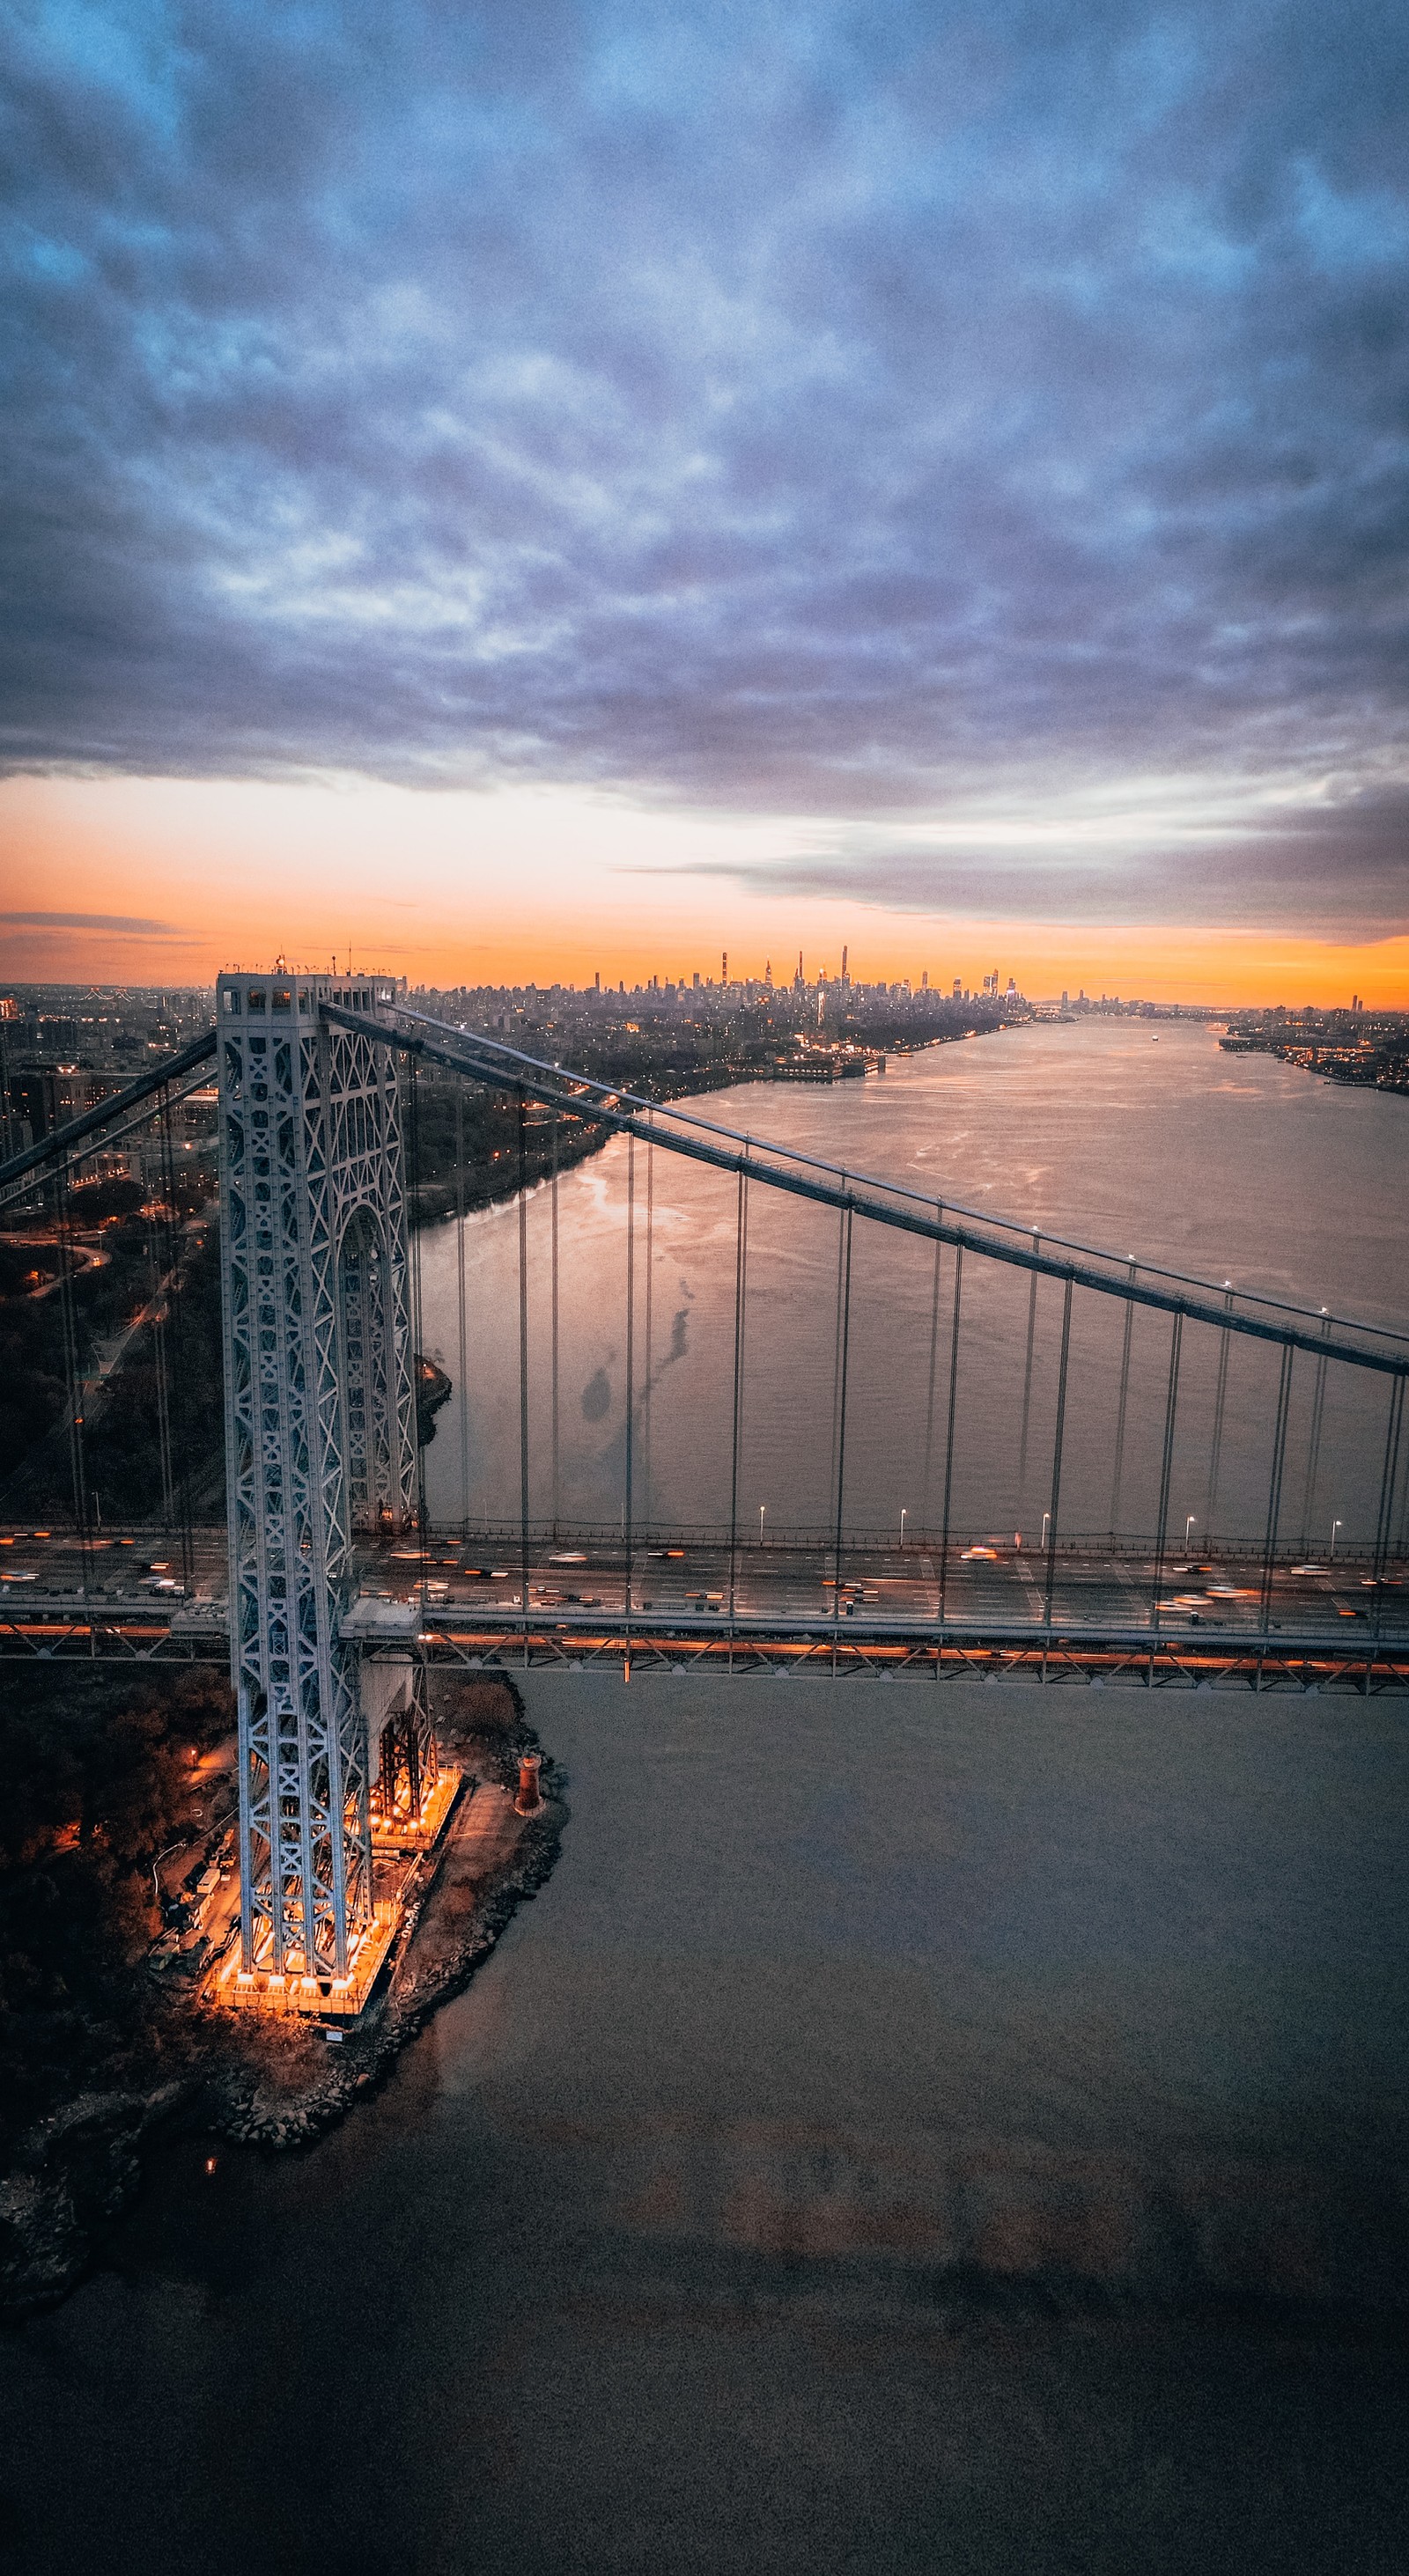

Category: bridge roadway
[3, 1524, 1405, 1673]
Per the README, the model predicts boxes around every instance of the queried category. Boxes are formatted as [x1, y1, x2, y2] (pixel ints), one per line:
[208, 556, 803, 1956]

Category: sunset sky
[3, 2, 1406, 1000]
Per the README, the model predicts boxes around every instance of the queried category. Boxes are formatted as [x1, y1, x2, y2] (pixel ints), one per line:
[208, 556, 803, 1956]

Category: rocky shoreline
[0, 1688, 564, 2323]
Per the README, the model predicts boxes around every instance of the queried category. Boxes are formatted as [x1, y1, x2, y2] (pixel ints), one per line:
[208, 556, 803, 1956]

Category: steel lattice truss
[218, 969, 416, 1982]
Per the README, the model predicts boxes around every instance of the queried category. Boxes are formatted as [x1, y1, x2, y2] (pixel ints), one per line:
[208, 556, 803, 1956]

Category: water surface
[417, 1021, 1409, 1549]
[4, 1672, 1408, 2575]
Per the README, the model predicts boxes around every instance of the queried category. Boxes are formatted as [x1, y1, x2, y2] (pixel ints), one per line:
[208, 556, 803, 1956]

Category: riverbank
[1221, 1016, 1409, 1095]
[0, 1675, 564, 2322]
[402, 1022, 969, 1232]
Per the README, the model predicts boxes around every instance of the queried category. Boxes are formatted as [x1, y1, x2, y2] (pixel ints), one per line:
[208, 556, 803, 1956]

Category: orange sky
[3, 771, 1406, 1005]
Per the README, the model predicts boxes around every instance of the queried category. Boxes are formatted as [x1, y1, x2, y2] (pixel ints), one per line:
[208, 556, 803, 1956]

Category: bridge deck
[4, 1524, 1405, 1686]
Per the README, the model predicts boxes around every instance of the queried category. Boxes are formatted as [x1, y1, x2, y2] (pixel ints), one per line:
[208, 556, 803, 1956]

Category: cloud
[0, 911, 182, 934]
[631, 784, 1409, 938]
[0, 1, 1406, 932]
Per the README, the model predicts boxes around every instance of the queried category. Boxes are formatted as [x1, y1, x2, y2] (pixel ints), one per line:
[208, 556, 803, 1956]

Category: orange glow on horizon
[2, 770, 1406, 1008]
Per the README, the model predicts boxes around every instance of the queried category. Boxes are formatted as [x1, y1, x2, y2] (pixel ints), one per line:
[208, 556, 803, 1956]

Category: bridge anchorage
[2, 962, 1408, 2016]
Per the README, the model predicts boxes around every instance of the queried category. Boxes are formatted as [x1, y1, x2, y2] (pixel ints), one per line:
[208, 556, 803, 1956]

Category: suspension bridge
[2, 965, 1406, 2004]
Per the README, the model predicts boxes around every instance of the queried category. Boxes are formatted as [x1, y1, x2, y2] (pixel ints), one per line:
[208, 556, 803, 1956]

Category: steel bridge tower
[217, 967, 426, 1988]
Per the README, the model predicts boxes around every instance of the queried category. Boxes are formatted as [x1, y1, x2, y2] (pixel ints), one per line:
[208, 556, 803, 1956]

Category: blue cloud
[0, 0, 1405, 928]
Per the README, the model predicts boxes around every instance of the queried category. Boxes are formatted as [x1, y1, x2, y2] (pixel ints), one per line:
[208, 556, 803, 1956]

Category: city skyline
[4, 767, 1408, 1005]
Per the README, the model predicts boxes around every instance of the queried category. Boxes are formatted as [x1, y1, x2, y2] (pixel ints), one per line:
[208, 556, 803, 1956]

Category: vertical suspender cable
[1148, 1312, 1183, 1635]
[828, 1179, 847, 1516]
[408, 1056, 430, 1596]
[455, 1081, 469, 1537]
[1109, 1262, 1136, 1536]
[147, 1197, 175, 1532]
[920, 1217, 942, 1538]
[938, 1247, 963, 1628]
[1371, 1371, 1407, 1664]
[642, 1118, 654, 1533]
[54, 1155, 91, 1578]
[1371, 1371, 1405, 1586]
[1258, 1344, 1295, 1635]
[623, 1130, 635, 1637]
[550, 1108, 560, 1541]
[403, 1057, 430, 1824]
[1018, 1237, 1039, 1505]
[1206, 1289, 1233, 1542]
[727, 1167, 749, 1630]
[159, 1089, 195, 1595]
[1299, 1320, 1329, 1556]
[830, 1203, 854, 1673]
[1043, 1277, 1074, 1629]
[517, 1089, 530, 1657]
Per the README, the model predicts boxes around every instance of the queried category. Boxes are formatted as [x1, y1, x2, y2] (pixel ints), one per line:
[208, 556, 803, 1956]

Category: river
[4, 1672, 1408, 2573]
[416, 1019, 1409, 1550]
[3, 1024, 1407, 2575]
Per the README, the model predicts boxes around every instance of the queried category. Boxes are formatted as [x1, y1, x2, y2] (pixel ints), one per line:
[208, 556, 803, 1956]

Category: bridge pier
[218, 968, 422, 1986]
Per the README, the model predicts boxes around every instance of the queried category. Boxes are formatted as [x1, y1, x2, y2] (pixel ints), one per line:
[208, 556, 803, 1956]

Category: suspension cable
[1370, 1374, 1406, 1661]
[642, 1117, 654, 1533]
[1110, 1263, 1136, 1535]
[53, 1153, 91, 1581]
[455, 1079, 469, 1537]
[1018, 1242, 1039, 1505]
[550, 1106, 560, 1542]
[921, 1218, 942, 1539]
[830, 1205, 854, 1675]
[828, 1180, 847, 1501]
[623, 1130, 635, 1634]
[0, 1030, 216, 1207]
[408, 1056, 430, 1601]
[1258, 1346, 1295, 1634]
[937, 1247, 963, 1626]
[148, 1199, 175, 1533]
[1372, 1373, 1405, 1586]
[1204, 1291, 1233, 1541]
[727, 1166, 749, 1630]
[1299, 1322, 1329, 1556]
[517, 1090, 530, 1654]
[389, 1004, 1409, 1355]
[356, 1007, 1409, 1373]
[1043, 1277, 1074, 1628]
[1148, 1312, 1183, 1635]
[159, 1090, 195, 1594]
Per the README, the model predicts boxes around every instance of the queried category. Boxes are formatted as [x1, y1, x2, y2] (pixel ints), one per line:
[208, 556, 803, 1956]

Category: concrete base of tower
[210, 1899, 402, 2019]
[371, 1760, 461, 1854]
[210, 1767, 464, 2020]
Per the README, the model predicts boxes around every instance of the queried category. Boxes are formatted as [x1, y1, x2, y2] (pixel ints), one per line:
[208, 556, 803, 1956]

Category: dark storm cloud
[2, 1, 1407, 928]
[652, 785, 1409, 938]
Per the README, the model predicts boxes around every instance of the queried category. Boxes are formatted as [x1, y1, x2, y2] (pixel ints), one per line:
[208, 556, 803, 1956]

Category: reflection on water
[418, 1021, 1409, 1548]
